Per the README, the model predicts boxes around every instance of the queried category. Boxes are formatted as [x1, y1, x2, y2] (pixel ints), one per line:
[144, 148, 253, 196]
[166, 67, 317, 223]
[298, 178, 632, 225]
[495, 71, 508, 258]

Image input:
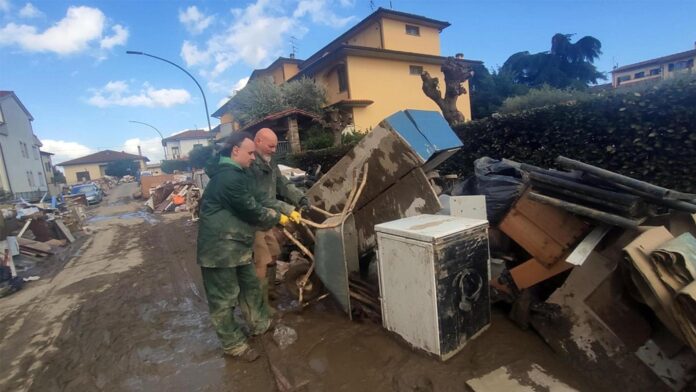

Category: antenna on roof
[390, 1, 393, 8]
[369, 0, 375, 11]
[290, 36, 298, 59]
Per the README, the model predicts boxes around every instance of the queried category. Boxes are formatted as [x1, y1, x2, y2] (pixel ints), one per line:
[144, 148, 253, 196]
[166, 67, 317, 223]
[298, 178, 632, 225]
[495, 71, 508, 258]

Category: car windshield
[74, 186, 96, 194]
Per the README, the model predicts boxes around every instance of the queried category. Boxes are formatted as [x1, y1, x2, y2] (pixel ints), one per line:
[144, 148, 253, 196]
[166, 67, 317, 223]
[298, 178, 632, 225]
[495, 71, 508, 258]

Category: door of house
[76, 171, 91, 182]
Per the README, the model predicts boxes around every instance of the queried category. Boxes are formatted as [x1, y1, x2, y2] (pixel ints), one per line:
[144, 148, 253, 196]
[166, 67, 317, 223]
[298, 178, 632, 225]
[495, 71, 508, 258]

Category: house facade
[161, 129, 212, 160]
[213, 8, 479, 136]
[0, 91, 49, 198]
[58, 150, 149, 185]
[612, 44, 696, 87]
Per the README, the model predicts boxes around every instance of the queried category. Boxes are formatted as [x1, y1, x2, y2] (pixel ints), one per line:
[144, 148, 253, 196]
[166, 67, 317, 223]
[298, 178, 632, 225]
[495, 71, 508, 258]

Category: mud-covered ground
[0, 183, 595, 391]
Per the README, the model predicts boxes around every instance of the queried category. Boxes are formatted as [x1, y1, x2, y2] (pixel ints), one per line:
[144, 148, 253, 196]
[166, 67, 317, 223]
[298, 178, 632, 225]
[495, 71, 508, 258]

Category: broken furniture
[375, 214, 490, 361]
[307, 110, 461, 318]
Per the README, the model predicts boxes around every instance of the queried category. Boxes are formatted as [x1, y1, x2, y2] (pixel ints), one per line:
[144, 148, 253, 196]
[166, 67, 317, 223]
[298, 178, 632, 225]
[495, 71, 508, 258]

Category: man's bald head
[254, 128, 278, 160]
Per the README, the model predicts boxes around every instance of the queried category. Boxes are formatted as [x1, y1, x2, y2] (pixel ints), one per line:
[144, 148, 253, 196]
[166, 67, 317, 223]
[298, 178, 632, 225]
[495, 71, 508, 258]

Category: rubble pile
[466, 155, 696, 391]
[143, 175, 201, 217]
[1, 194, 82, 297]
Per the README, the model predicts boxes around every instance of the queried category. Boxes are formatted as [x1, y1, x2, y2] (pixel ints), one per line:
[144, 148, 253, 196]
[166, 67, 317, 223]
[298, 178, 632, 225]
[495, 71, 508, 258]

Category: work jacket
[197, 156, 280, 268]
[249, 153, 306, 216]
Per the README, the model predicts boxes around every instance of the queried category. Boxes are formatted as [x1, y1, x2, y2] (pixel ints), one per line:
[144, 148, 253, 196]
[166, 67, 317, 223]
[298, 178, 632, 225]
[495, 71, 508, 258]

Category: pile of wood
[349, 272, 381, 323]
[516, 156, 696, 229]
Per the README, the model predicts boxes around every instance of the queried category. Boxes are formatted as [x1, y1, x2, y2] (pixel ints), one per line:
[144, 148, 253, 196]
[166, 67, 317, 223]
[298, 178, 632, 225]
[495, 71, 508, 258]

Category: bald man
[249, 128, 309, 308]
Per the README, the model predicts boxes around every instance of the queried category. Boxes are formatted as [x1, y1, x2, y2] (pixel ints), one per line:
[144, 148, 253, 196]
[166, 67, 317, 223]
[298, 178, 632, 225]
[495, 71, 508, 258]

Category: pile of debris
[460, 155, 696, 391]
[142, 174, 200, 218]
[1, 194, 82, 297]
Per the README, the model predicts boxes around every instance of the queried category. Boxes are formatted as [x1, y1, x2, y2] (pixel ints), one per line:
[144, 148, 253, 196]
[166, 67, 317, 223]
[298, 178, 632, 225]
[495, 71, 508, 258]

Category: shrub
[498, 85, 593, 114]
[439, 75, 696, 192]
[301, 125, 334, 151]
[161, 159, 190, 174]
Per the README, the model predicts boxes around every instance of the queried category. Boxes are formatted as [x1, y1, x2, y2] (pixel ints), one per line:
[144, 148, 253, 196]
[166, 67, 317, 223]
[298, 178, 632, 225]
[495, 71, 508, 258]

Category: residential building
[161, 129, 213, 160]
[612, 43, 696, 87]
[40, 150, 55, 185]
[144, 163, 163, 176]
[213, 8, 480, 138]
[57, 150, 149, 185]
[0, 91, 49, 199]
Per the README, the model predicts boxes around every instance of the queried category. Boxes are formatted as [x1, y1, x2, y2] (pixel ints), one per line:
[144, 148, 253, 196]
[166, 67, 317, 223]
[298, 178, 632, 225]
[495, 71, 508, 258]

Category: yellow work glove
[289, 210, 302, 224]
[279, 214, 290, 226]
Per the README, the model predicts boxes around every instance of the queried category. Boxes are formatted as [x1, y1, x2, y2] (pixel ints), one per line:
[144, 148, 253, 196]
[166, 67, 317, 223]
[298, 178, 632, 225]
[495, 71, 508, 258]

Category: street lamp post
[129, 120, 168, 160]
[126, 50, 212, 133]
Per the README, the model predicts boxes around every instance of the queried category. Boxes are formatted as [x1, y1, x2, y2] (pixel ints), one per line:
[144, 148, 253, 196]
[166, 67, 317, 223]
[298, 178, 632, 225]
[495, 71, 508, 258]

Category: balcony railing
[276, 141, 290, 156]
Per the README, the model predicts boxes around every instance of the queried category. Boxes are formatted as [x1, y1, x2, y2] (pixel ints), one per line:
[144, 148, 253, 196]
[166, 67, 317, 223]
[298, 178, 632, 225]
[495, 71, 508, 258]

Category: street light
[129, 120, 168, 160]
[126, 50, 212, 133]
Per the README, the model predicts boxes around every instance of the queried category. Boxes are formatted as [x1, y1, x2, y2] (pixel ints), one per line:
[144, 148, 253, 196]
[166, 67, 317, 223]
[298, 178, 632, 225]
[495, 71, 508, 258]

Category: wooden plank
[17, 219, 32, 238]
[499, 208, 567, 266]
[510, 258, 574, 289]
[18, 238, 54, 254]
[515, 192, 589, 247]
[54, 219, 75, 243]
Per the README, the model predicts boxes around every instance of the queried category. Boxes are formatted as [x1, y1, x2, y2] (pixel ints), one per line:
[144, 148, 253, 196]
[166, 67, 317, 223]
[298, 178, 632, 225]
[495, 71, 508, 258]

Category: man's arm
[221, 174, 280, 229]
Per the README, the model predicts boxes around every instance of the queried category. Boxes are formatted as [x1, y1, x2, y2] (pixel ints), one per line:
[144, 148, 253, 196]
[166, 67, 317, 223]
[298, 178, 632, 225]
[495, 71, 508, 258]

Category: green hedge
[278, 143, 356, 172]
[439, 76, 696, 192]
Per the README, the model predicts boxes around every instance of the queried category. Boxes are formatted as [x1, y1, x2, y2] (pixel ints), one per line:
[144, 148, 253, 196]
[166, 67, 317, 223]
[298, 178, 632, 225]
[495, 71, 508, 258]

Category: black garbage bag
[452, 157, 525, 224]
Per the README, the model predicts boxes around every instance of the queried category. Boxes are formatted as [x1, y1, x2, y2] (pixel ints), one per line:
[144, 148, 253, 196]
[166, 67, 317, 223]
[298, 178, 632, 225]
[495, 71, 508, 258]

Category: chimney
[137, 145, 142, 157]
[455, 53, 464, 60]
[289, 52, 295, 59]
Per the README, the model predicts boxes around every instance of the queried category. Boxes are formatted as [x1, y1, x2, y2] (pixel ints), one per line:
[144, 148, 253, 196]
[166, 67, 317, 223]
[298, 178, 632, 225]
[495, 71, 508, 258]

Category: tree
[469, 63, 529, 119]
[228, 77, 327, 127]
[421, 57, 474, 126]
[52, 168, 66, 184]
[500, 33, 605, 89]
[189, 145, 214, 169]
[161, 160, 190, 174]
[105, 159, 140, 177]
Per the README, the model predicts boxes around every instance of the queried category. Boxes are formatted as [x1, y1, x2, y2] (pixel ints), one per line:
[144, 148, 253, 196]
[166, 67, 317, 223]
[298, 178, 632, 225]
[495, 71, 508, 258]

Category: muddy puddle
[87, 210, 160, 225]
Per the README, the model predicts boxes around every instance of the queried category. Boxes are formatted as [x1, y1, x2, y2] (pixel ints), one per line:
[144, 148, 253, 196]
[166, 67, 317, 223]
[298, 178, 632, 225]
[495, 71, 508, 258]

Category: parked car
[71, 183, 103, 204]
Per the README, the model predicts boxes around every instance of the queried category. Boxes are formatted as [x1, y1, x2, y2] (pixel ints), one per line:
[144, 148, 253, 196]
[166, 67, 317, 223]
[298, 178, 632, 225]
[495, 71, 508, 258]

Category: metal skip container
[375, 214, 490, 361]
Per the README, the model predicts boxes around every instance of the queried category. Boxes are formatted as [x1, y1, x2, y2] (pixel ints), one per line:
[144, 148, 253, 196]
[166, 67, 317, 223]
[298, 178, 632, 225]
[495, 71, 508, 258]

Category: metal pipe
[528, 192, 644, 229]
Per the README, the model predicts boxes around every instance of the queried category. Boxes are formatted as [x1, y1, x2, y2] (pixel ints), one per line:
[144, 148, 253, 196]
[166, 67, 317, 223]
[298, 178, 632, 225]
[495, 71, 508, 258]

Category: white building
[162, 129, 212, 160]
[0, 91, 48, 199]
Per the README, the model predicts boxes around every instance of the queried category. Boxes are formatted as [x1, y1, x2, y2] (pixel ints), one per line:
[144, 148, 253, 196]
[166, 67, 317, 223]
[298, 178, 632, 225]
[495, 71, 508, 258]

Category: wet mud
[1, 184, 596, 391]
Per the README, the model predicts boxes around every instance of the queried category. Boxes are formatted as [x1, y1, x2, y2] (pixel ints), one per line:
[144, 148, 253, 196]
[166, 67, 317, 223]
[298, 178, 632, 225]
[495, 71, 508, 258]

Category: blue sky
[0, 0, 694, 165]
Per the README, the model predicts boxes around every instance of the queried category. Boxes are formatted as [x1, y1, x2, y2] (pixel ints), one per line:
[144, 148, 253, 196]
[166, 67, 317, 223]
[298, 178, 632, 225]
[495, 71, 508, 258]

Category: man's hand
[289, 210, 302, 224]
[279, 214, 290, 226]
[299, 197, 311, 212]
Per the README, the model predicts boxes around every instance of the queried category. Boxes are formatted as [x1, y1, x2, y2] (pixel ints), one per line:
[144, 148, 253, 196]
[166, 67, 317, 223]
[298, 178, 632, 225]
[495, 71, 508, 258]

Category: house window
[634, 71, 645, 79]
[27, 171, 34, 187]
[172, 146, 180, 159]
[45, 162, 51, 172]
[32, 146, 39, 160]
[405, 24, 420, 36]
[19, 141, 29, 158]
[0, 106, 4, 125]
[76, 171, 91, 182]
[409, 65, 424, 75]
[617, 75, 631, 84]
[669, 59, 694, 72]
[38, 172, 45, 187]
[650, 68, 661, 76]
[193, 144, 203, 149]
[337, 65, 348, 93]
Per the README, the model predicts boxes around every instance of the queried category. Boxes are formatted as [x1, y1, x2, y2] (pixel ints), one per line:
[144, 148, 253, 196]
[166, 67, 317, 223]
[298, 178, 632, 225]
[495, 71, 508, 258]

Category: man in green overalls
[249, 128, 308, 311]
[196, 132, 297, 361]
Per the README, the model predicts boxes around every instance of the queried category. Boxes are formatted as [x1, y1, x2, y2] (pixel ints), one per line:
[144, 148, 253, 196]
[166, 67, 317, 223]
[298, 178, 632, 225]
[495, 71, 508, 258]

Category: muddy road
[0, 183, 594, 391]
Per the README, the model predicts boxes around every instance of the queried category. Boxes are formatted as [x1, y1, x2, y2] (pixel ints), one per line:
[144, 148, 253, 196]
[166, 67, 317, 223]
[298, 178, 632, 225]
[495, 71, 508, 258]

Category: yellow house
[611, 44, 696, 87]
[58, 150, 149, 185]
[213, 8, 480, 135]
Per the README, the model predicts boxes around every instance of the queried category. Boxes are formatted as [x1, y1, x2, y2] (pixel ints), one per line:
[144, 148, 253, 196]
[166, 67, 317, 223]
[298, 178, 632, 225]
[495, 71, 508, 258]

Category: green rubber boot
[261, 277, 276, 317]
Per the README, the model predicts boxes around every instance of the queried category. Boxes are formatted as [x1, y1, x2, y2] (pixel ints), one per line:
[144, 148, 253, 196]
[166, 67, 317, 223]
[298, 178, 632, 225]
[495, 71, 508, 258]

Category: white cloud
[179, 6, 214, 34]
[0, 0, 10, 13]
[100, 24, 128, 49]
[0, 5, 127, 55]
[181, 40, 210, 66]
[87, 81, 192, 108]
[42, 139, 95, 165]
[123, 137, 165, 162]
[19, 2, 41, 18]
[213, 76, 249, 108]
[294, 0, 354, 27]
